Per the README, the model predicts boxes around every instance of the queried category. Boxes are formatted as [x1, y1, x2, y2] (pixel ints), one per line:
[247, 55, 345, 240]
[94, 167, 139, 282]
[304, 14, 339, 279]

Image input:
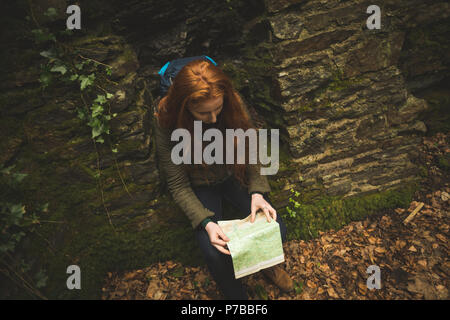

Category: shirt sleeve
[154, 118, 215, 229]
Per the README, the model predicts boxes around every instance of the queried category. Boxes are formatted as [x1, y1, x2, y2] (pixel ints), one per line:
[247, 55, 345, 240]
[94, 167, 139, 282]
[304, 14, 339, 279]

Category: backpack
[157, 55, 217, 98]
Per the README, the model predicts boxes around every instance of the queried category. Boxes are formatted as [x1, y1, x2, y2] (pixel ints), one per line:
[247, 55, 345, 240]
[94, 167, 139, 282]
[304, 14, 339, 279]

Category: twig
[0, 257, 47, 300]
[27, 0, 41, 29]
[78, 54, 112, 68]
[403, 202, 424, 224]
[93, 139, 117, 234]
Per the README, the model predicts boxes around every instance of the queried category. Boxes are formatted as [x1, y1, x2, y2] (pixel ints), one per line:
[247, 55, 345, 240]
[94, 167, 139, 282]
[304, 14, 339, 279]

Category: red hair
[155, 59, 258, 188]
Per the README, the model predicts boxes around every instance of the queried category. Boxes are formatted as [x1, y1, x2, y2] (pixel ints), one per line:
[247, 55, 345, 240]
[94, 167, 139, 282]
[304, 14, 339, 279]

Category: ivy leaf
[95, 137, 104, 143]
[50, 65, 67, 75]
[31, 28, 56, 43]
[94, 95, 107, 104]
[40, 203, 49, 213]
[91, 104, 103, 118]
[70, 74, 78, 81]
[106, 92, 114, 99]
[106, 67, 112, 76]
[0, 164, 15, 174]
[43, 7, 57, 18]
[39, 72, 52, 88]
[10, 204, 26, 222]
[79, 73, 95, 90]
[112, 148, 118, 153]
[13, 173, 28, 183]
[35, 270, 48, 288]
[91, 124, 104, 139]
[40, 50, 54, 59]
[76, 107, 87, 120]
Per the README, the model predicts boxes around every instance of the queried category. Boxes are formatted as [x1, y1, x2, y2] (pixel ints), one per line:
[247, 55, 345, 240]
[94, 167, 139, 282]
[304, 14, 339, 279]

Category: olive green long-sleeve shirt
[153, 101, 271, 229]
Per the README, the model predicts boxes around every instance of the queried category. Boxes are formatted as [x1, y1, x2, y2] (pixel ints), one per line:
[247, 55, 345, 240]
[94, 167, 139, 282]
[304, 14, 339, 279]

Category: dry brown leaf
[327, 286, 339, 298]
[374, 247, 386, 254]
[436, 234, 446, 242]
[408, 245, 417, 252]
[358, 282, 367, 295]
[418, 260, 427, 268]
[123, 271, 137, 281]
[396, 240, 407, 249]
[306, 280, 317, 288]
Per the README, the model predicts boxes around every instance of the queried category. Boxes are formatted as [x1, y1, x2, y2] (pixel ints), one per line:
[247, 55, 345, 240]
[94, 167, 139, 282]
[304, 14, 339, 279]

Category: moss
[12, 140, 204, 299]
[38, 215, 203, 299]
[282, 178, 421, 241]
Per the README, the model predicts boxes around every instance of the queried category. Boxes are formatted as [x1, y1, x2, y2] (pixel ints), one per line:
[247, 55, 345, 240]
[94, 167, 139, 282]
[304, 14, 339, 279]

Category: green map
[218, 212, 285, 279]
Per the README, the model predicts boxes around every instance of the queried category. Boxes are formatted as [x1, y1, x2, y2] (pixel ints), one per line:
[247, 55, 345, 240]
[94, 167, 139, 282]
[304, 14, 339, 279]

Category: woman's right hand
[205, 222, 231, 255]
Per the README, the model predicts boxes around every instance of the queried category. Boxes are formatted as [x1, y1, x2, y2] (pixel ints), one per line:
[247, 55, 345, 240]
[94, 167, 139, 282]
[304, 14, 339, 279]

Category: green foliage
[294, 280, 303, 294]
[32, 14, 117, 151]
[284, 181, 419, 241]
[0, 164, 48, 298]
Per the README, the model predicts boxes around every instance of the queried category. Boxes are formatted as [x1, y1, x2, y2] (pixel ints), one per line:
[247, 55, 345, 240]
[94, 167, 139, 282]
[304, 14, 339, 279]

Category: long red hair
[154, 59, 257, 188]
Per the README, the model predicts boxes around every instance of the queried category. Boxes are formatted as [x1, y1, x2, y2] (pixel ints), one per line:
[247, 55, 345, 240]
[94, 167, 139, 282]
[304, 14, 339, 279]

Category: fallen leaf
[358, 282, 367, 295]
[374, 247, 386, 254]
[418, 260, 427, 268]
[306, 280, 317, 288]
[327, 286, 339, 298]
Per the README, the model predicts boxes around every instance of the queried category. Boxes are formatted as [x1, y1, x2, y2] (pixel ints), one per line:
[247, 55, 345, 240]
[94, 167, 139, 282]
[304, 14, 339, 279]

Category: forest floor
[101, 132, 449, 300]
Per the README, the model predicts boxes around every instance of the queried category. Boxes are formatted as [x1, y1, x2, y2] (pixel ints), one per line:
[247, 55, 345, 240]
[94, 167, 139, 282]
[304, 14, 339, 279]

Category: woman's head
[187, 95, 223, 124]
[155, 59, 256, 187]
[156, 59, 252, 130]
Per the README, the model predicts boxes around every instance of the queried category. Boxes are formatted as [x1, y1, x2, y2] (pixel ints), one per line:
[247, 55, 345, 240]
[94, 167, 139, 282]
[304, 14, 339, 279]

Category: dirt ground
[101, 132, 449, 300]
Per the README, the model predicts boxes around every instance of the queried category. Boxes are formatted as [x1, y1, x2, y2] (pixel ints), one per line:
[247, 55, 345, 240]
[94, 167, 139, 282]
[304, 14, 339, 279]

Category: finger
[250, 202, 257, 223]
[266, 205, 276, 221]
[213, 238, 227, 247]
[270, 207, 277, 221]
[214, 244, 231, 255]
[217, 228, 229, 242]
[263, 207, 271, 222]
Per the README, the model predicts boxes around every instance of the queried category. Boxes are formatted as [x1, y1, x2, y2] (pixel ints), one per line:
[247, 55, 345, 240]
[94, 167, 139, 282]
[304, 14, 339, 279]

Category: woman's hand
[205, 222, 231, 255]
[251, 193, 277, 223]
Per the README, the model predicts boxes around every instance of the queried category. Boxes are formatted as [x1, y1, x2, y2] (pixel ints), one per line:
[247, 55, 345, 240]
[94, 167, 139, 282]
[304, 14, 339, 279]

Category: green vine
[27, 6, 136, 232]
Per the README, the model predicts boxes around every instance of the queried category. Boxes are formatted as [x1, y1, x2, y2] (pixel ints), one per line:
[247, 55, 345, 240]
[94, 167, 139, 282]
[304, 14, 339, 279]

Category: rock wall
[0, 0, 448, 298]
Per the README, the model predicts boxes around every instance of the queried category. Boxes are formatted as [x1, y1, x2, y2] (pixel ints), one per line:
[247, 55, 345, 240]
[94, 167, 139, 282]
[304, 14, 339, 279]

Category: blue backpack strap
[157, 55, 218, 98]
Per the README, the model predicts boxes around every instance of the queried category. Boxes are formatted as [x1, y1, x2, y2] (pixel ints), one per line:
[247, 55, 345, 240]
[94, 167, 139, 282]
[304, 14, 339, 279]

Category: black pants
[192, 175, 287, 300]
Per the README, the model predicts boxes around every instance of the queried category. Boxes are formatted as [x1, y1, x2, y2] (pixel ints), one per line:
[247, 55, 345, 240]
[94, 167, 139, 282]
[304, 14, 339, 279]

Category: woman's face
[188, 96, 223, 124]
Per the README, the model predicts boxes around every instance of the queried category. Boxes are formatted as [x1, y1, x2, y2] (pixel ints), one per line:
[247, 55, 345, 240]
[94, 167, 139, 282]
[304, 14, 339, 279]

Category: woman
[153, 59, 293, 299]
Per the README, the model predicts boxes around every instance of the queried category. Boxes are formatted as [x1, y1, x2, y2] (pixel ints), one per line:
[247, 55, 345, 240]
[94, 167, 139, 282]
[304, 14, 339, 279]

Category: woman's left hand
[250, 193, 277, 223]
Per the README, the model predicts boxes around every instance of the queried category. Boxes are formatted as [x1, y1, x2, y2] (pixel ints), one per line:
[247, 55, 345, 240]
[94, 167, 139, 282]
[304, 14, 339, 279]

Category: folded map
[218, 211, 285, 279]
